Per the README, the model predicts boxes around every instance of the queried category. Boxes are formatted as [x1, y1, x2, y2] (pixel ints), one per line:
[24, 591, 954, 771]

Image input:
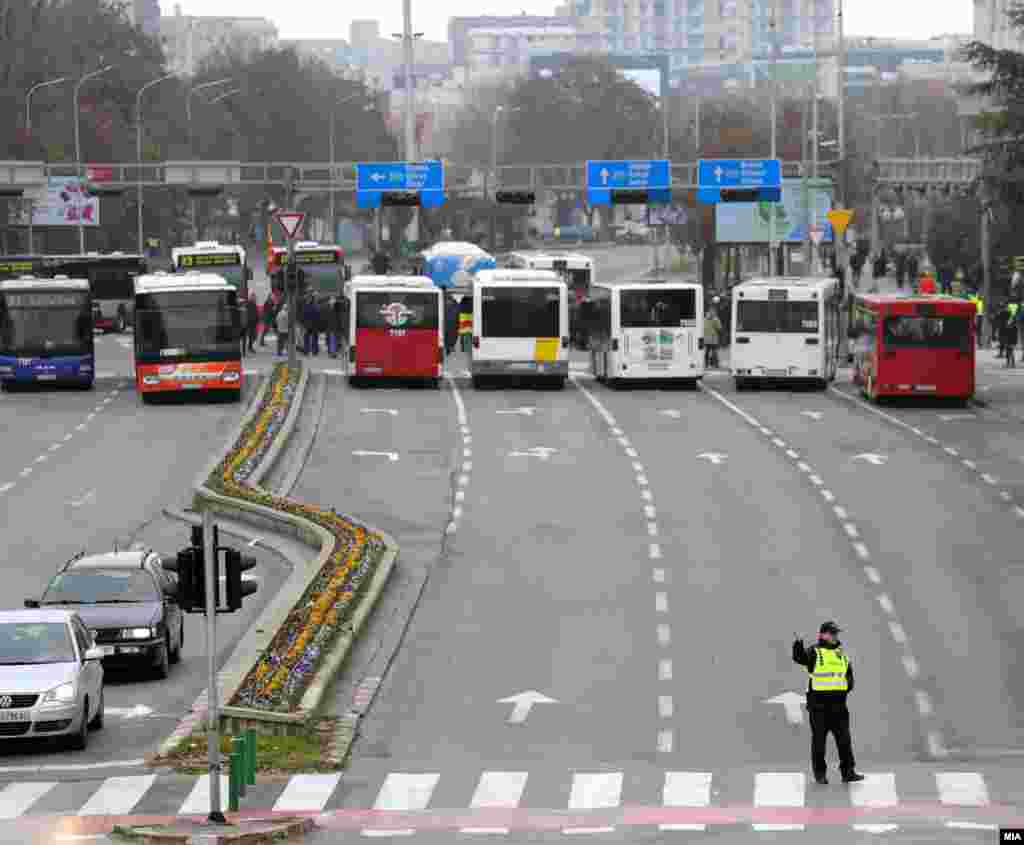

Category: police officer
[792, 621, 864, 784]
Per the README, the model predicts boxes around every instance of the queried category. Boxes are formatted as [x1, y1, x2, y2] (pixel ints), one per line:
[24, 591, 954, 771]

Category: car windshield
[0, 622, 75, 664]
[42, 569, 160, 604]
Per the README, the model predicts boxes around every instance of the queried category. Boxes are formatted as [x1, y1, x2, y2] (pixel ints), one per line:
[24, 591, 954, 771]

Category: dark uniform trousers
[809, 702, 856, 778]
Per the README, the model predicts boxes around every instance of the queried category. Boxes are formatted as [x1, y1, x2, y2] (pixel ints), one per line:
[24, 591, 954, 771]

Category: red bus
[851, 294, 975, 402]
[346, 276, 444, 388]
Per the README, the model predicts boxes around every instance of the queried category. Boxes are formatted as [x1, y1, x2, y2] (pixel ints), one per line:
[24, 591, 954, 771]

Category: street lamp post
[25, 76, 67, 253]
[490, 105, 521, 252]
[74, 65, 114, 253]
[329, 91, 369, 245]
[136, 73, 176, 255]
[186, 78, 232, 240]
[394, 15, 423, 245]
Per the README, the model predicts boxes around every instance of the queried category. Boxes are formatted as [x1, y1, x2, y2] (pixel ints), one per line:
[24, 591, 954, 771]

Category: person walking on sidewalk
[275, 299, 290, 356]
[245, 293, 259, 352]
[260, 292, 276, 346]
[703, 307, 722, 369]
[792, 622, 864, 785]
[1003, 303, 1019, 368]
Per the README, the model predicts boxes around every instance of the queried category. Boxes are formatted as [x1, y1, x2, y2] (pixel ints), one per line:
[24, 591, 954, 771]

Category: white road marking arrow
[361, 408, 399, 416]
[659, 409, 682, 419]
[763, 691, 805, 725]
[938, 413, 976, 421]
[508, 447, 557, 459]
[714, 165, 724, 182]
[105, 705, 155, 719]
[496, 407, 536, 416]
[853, 453, 888, 465]
[697, 452, 728, 465]
[498, 690, 558, 724]
[801, 411, 823, 421]
[68, 489, 96, 508]
[352, 450, 399, 462]
[600, 167, 610, 185]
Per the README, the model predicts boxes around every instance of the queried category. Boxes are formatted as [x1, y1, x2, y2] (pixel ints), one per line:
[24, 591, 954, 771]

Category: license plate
[35, 374, 57, 381]
[647, 363, 669, 370]
[0, 711, 30, 722]
[100, 645, 115, 656]
[181, 383, 203, 390]
[510, 363, 535, 370]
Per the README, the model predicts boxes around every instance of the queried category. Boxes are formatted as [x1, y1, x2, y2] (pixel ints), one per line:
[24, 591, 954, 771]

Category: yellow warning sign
[826, 209, 854, 237]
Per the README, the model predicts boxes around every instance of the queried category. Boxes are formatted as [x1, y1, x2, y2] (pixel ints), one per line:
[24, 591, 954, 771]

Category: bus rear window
[737, 300, 819, 333]
[620, 290, 696, 328]
[481, 287, 560, 338]
[356, 292, 439, 329]
[883, 315, 970, 348]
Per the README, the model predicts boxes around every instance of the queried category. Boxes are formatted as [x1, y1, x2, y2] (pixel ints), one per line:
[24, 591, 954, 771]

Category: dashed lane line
[444, 374, 471, 536]
[701, 383, 949, 761]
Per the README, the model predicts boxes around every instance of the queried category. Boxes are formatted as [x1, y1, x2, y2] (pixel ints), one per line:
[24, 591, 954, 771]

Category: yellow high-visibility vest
[809, 647, 849, 692]
[458, 313, 472, 335]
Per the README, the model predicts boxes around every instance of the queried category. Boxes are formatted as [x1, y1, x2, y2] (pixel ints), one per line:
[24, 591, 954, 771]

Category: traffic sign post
[356, 161, 446, 209]
[697, 158, 781, 203]
[585, 160, 670, 206]
[273, 209, 307, 372]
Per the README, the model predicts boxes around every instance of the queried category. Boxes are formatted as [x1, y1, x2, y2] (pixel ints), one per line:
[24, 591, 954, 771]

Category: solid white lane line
[658, 695, 674, 718]
[753, 773, 805, 832]
[797, 461, 811, 472]
[611, 427, 624, 436]
[660, 772, 712, 832]
[75, 424, 87, 431]
[655, 592, 668, 613]
[78, 775, 156, 816]
[772, 438, 786, 448]
[452, 505, 463, 520]
[659, 659, 673, 681]
[34, 455, 47, 463]
[657, 624, 671, 646]
[455, 490, 466, 502]
[463, 461, 472, 472]
[464, 448, 472, 458]
[944, 447, 959, 456]
[0, 782, 58, 819]
[617, 436, 630, 448]
[178, 775, 230, 816]
[981, 473, 998, 485]
[458, 474, 469, 486]
[273, 774, 342, 812]
[935, 772, 989, 806]
[1015, 506, 1024, 519]
[448, 375, 468, 427]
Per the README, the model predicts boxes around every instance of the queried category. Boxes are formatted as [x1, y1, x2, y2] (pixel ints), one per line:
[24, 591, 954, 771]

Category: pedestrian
[245, 293, 259, 352]
[260, 293, 276, 346]
[1004, 303, 1019, 368]
[275, 299, 289, 356]
[303, 296, 320, 356]
[703, 307, 722, 369]
[328, 297, 344, 358]
[792, 621, 864, 785]
[895, 252, 906, 288]
[458, 296, 473, 354]
[371, 249, 391, 276]
[918, 271, 936, 295]
[444, 294, 460, 357]
[994, 304, 1009, 360]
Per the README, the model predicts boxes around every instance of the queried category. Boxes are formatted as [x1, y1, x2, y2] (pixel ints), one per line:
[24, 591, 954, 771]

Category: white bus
[471, 269, 569, 389]
[588, 281, 704, 387]
[730, 276, 842, 390]
[504, 250, 594, 298]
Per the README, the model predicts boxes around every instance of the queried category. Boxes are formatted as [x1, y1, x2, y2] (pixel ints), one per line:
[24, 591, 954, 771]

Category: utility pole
[285, 168, 298, 373]
[202, 509, 226, 824]
[836, 0, 846, 208]
[401, 0, 419, 245]
[802, 82, 811, 278]
[769, 10, 778, 278]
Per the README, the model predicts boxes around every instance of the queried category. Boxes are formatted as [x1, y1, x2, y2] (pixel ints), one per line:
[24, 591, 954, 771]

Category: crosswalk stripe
[459, 772, 528, 835]
[272, 773, 341, 812]
[850, 773, 898, 833]
[364, 773, 439, 837]
[0, 782, 57, 819]
[936, 772, 989, 807]
[564, 773, 621, 834]
[178, 775, 229, 816]
[753, 772, 805, 832]
[660, 772, 712, 832]
[78, 774, 156, 816]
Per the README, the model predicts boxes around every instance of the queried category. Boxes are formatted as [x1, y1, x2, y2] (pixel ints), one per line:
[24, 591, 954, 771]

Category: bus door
[617, 288, 701, 378]
[352, 289, 442, 378]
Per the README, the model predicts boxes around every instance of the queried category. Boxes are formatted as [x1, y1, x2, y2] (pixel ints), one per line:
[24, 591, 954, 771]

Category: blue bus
[0, 277, 94, 390]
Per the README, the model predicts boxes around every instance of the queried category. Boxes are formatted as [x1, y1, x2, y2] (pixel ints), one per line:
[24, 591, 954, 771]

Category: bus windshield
[135, 291, 240, 357]
[737, 300, 819, 333]
[0, 291, 92, 356]
[482, 287, 560, 337]
[883, 315, 970, 348]
[620, 290, 696, 327]
[356, 292, 439, 329]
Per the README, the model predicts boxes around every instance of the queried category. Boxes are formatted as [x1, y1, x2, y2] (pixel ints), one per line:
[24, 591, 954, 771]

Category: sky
[164, 0, 974, 45]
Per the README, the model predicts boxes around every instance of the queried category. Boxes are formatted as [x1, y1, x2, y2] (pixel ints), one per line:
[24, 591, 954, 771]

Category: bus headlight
[143, 375, 160, 385]
[0, 366, 12, 374]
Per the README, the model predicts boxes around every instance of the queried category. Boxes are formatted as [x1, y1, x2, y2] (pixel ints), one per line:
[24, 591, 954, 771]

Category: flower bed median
[195, 362, 392, 723]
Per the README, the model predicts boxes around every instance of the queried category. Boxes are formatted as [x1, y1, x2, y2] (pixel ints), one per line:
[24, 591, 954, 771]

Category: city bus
[267, 242, 347, 298]
[172, 242, 251, 298]
[471, 269, 569, 389]
[0, 276, 94, 390]
[505, 250, 594, 302]
[730, 276, 842, 390]
[45, 253, 148, 333]
[346, 275, 444, 387]
[588, 281, 704, 388]
[133, 271, 242, 402]
[851, 294, 975, 402]
[0, 256, 45, 281]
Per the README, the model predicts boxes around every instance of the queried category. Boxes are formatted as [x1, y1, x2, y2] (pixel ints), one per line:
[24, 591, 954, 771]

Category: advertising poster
[715, 177, 833, 244]
[30, 177, 100, 227]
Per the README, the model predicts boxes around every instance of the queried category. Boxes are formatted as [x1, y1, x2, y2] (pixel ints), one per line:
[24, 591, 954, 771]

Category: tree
[926, 193, 981, 275]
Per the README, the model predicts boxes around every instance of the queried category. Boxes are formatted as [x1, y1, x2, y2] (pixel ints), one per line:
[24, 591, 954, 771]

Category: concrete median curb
[113, 816, 315, 844]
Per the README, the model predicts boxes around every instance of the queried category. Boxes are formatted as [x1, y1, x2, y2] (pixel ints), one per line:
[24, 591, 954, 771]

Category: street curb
[117, 816, 315, 844]
[274, 373, 327, 498]
[248, 365, 310, 489]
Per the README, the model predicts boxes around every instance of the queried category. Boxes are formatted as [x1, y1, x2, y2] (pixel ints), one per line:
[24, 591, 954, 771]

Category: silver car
[0, 609, 104, 750]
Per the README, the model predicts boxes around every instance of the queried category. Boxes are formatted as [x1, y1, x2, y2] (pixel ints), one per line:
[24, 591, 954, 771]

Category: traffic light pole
[287, 234, 298, 372]
[203, 508, 226, 824]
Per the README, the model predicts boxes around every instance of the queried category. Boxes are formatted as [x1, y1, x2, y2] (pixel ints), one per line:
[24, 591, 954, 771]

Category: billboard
[715, 178, 834, 244]
[28, 178, 99, 227]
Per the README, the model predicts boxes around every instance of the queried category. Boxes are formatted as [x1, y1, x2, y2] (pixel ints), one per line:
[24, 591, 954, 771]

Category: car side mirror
[23, 599, 39, 609]
[84, 647, 104, 662]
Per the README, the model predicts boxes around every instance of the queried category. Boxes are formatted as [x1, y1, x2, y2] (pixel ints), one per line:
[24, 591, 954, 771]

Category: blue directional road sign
[697, 158, 781, 203]
[586, 159, 671, 206]
[356, 161, 446, 209]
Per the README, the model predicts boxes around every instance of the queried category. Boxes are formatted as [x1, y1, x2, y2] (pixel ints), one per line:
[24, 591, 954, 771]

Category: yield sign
[273, 210, 306, 240]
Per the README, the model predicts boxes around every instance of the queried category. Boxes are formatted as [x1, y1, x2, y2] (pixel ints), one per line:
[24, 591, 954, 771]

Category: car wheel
[154, 634, 170, 679]
[89, 687, 104, 730]
[169, 622, 182, 665]
[70, 702, 89, 750]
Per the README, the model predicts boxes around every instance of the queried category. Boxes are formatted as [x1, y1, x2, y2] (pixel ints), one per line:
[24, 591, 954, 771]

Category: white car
[0, 609, 104, 750]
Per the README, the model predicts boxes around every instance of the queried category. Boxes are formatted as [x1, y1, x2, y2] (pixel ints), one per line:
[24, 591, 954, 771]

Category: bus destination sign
[179, 253, 241, 268]
[4, 292, 87, 308]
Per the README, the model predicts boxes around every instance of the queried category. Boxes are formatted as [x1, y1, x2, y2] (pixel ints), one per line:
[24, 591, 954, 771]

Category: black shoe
[814, 775, 828, 785]
[842, 772, 865, 783]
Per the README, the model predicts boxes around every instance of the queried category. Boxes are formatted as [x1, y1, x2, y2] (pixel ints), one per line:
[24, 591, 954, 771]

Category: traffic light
[223, 547, 258, 611]
[163, 546, 206, 613]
